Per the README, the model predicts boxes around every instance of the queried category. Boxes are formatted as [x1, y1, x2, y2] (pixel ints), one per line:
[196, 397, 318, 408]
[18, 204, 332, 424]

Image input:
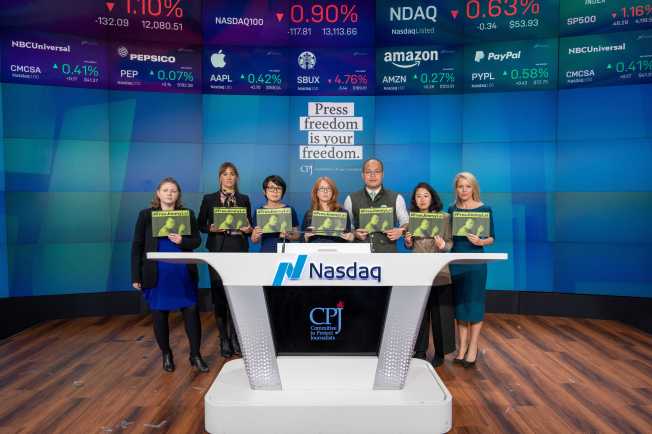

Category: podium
[148, 250, 508, 434]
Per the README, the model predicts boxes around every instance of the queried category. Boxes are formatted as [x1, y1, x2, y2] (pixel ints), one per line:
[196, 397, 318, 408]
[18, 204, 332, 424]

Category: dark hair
[218, 161, 239, 193]
[150, 177, 183, 209]
[362, 158, 384, 173]
[410, 182, 443, 212]
[262, 175, 287, 199]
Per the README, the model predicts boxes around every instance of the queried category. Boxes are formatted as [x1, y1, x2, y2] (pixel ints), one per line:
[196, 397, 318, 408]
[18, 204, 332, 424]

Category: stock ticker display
[1, 1, 652, 299]
[1, 0, 650, 94]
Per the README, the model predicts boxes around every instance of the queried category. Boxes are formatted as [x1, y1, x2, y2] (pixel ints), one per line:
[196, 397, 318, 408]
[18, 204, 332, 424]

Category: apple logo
[211, 50, 226, 68]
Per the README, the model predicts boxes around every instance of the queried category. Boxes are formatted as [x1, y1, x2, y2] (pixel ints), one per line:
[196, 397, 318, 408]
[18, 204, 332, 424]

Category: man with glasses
[343, 158, 409, 252]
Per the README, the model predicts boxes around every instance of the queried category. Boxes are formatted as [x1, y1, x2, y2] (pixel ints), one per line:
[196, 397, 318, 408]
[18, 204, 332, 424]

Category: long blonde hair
[454, 172, 481, 205]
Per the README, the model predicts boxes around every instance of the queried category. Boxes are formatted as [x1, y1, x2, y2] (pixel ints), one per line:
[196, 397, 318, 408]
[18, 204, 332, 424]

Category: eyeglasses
[317, 187, 332, 192]
[364, 170, 382, 176]
[265, 186, 283, 192]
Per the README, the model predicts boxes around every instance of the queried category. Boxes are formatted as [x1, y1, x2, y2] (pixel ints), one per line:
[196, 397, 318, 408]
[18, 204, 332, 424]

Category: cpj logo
[272, 255, 381, 286]
[310, 300, 345, 341]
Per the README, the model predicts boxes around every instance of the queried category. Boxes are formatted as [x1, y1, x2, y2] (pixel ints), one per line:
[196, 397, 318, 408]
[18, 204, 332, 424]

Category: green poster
[408, 212, 446, 238]
[213, 207, 248, 230]
[452, 211, 490, 237]
[257, 208, 292, 234]
[151, 210, 191, 237]
[311, 210, 347, 235]
[359, 207, 393, 233]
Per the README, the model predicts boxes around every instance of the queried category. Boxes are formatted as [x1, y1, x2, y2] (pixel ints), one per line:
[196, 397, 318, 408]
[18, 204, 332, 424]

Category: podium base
[205, 356, 452, 434]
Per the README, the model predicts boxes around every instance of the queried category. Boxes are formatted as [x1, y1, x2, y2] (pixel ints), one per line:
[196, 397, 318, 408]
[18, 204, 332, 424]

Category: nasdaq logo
[389, 5, 438, 23]
[273, 255, 307, 286]
[384, 49, 439, 69]
[273, 255, 381, 285]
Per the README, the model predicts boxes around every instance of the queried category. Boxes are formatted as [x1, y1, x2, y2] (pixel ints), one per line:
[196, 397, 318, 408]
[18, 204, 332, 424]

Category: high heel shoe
[162, 352, 175, 372]
[463, 349, 479, 368]
[189, 355, 209, 373]
[453, 345, 468, 365]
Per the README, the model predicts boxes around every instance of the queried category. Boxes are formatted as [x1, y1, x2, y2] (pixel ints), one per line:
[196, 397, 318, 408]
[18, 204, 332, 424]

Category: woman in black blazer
[131, 177, 208, 373]
[198, 162, 252, 357]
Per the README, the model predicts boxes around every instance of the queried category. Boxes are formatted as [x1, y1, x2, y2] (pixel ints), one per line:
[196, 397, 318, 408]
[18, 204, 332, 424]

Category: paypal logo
[273, 255, 382, 285]
[273, 255, 307, 286]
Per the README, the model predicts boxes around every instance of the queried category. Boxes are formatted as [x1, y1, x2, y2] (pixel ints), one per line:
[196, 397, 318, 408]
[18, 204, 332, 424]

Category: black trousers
[415, 284, 456, 357]
[151, 304, 202, 357]
[209, 268, 232, 320]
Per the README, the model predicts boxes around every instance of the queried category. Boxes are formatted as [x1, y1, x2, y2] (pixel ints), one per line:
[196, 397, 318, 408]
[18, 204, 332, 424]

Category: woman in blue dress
[448, 172, 494, 368]
[251, 175, 300, 252]
[131, 177, 209, 373]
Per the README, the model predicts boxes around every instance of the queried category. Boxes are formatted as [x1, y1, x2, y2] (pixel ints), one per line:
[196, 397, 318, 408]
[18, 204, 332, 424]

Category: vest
[349, 187, 398, 253]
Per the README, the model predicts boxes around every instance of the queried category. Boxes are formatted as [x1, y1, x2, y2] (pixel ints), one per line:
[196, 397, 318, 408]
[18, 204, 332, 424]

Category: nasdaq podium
[148, 249, 507, 434]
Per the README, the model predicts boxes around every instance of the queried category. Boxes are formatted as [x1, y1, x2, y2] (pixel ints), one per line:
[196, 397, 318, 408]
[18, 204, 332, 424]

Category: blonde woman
[448, 172, 494, 368]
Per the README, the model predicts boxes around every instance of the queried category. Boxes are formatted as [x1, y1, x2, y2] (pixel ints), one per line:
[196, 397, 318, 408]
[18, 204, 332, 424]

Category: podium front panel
[264, 286, 391, 355]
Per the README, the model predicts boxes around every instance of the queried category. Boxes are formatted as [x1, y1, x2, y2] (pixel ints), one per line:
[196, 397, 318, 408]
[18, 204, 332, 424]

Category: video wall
[0, 0, 650, 298]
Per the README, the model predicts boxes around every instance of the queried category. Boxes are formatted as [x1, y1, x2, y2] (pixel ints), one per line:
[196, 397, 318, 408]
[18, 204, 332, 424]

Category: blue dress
[253, 206, 299, 253]
[143, 238, 198, 311]
[448, 205, 494, 323]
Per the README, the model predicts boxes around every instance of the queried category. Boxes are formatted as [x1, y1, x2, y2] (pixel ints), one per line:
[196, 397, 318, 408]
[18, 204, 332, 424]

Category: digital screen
[203, 47, 287, 94]
[461, 0, 560, 41]
[286, 0, 375, 47]
[375, 0, 463, 45]
[0, 0, 202, 43]
[94, 0, 202, 43]
[559, 30, 652, 88]
[376, 45, 462, 94]
[290, 48, 373, 95]
[203, 0, 289, 46]
[109, 42, 201, 93]
[464, 38, 558, 92]
[561, 0, 652, 36]
[1, 33, 108, 89]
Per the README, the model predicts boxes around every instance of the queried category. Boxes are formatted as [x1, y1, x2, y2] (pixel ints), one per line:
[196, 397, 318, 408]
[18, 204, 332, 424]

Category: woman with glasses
[251, 175, 300, 252]
[302, 176, 354, 243]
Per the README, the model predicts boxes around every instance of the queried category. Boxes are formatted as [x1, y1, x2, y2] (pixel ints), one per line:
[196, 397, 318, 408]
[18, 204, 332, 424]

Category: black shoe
[189, 355, 209, 373]
[431, 355, 445, 368]
[414, 351, 427, 360]
[231, 334, 241, 356]
[463, 351, 479, 368]
[219, 336, 233, 358]
[162, 352, 175, 372]
[453, 357, 465, 365]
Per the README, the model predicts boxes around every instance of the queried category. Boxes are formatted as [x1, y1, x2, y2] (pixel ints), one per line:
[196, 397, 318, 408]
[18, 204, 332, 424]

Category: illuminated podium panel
[149, 250, 507, 434]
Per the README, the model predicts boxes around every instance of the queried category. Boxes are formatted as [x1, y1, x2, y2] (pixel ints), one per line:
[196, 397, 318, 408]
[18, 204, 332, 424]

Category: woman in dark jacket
[198, 162, 252, 357]
[131, 177, 208, 373]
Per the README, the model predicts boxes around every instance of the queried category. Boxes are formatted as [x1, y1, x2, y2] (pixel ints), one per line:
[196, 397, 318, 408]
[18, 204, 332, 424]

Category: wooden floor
[0, 313, 650, 434]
